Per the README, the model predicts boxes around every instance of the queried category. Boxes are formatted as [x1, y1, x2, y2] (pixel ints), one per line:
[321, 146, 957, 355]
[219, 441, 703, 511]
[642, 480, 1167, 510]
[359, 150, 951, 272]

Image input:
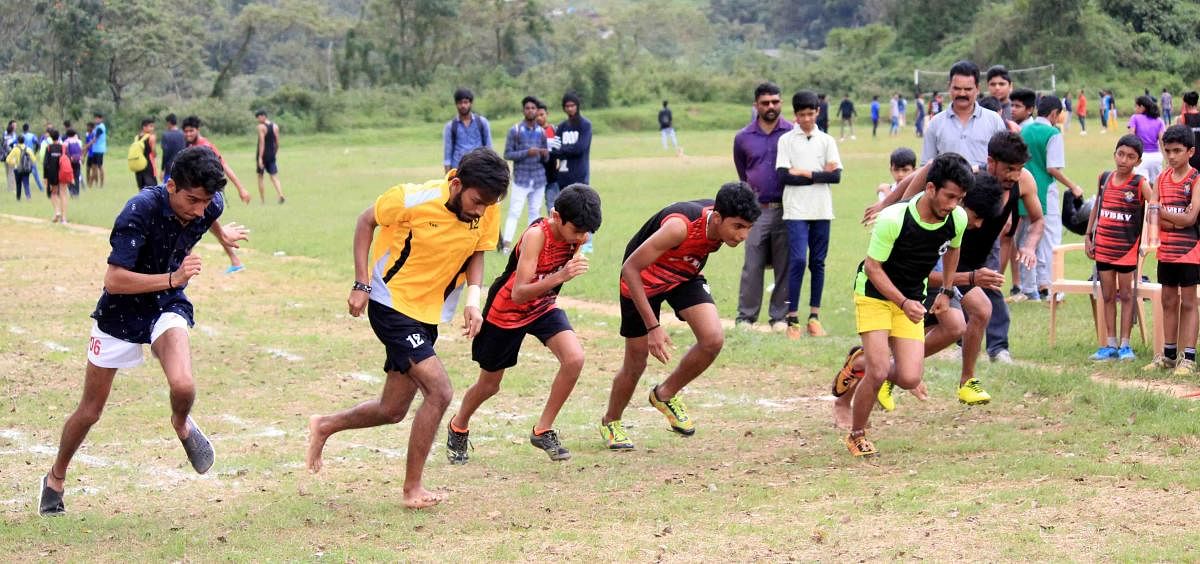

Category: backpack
[57, 151, 73, 186]
[127, 134, 148, 172]
[14, 147, 32, 174]
[65, 138, 82, 163]
[448, 114, 487, 154]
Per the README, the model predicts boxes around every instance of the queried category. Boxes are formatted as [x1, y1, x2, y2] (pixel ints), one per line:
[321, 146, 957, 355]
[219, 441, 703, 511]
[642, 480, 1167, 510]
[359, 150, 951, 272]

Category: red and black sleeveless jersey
[1092, 172, 1146, 266]
[620, 200, 722, 299]
[483, 218, 578, 329]
[1157, 167, 1200, 263]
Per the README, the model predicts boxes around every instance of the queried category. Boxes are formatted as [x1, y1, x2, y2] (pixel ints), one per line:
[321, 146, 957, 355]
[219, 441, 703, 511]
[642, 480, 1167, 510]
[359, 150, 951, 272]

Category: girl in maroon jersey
[1084, 135, 1158, 361]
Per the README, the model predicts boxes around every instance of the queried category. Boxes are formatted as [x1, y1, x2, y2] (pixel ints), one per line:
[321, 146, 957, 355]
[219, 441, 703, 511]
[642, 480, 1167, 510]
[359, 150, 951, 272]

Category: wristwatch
[939, 287, 955, 298]
[352, 281, 372, 293]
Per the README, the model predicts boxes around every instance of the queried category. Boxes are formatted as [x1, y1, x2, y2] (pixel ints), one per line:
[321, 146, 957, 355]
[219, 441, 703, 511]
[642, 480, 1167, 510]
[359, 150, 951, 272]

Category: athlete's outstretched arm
[347, 206, 377, 317]
[864, 162, 929, 223]
[621, 218, 688, 364]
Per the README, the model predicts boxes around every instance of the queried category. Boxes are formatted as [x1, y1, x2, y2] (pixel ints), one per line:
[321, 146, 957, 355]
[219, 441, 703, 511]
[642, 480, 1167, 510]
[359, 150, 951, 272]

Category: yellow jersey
[369, 177, 500, 323]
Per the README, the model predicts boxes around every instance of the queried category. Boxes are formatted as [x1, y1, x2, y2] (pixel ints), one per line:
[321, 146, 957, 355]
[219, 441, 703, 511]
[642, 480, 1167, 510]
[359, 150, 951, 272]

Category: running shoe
[1090, 346, 1118, 361]
[224, 265, 245, 274]
[785, 316, 802, 340]
[845, 432, 877, 457]
[38, 475, 65, 516]
[530, 429, 571, 461]
[806, 318, 827, 337]
[1173, 358, 1196, 376]
[832, 345, 864, 397]
[957, 378, 992, 405]
[445, 422, 471, 465]
[1143, 355, 1176, 371]
[876, 380, 896, 411]
[599, 420, 634, 450]
[990, 350, 1014, 364]
[649, 386, 695, 435]
[1117, 346, 1137, 361]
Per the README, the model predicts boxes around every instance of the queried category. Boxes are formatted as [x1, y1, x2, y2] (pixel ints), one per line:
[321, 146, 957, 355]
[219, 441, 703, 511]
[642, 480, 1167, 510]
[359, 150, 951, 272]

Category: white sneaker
[990, 350, 1014, 364]
[770, 321, 788, 333]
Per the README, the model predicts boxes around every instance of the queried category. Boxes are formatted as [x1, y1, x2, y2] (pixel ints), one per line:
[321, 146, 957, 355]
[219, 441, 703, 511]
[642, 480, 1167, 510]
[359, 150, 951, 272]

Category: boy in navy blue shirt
[39, 146, 247, 516]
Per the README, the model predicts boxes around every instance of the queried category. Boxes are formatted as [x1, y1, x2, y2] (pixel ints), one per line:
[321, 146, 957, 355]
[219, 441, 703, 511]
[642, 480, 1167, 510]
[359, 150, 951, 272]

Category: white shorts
[87, 312, 189, 369]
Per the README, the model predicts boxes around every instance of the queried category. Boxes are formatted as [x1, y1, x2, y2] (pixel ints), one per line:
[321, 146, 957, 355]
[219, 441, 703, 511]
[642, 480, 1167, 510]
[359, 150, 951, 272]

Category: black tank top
[260, 121, 278, 160]
[1184, 113, 1200, 170]
[958, 181, 1020, 272]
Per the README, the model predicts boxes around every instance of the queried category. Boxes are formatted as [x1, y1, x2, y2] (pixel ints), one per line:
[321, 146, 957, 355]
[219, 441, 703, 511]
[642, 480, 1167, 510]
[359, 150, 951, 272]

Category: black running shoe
[530, 429, 571, 461]
[38, 474, 65, 516]
[181, 417, 215, 474]
[446, 422, 471, 465]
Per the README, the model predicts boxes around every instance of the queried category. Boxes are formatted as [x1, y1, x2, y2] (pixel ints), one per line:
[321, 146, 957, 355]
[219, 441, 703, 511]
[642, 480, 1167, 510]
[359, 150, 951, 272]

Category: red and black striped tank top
[620, 200, 722, 299]
[483, 218, 578, 328]
[1092, 171, 1146, 266]
[1157, 167, 1200, 263]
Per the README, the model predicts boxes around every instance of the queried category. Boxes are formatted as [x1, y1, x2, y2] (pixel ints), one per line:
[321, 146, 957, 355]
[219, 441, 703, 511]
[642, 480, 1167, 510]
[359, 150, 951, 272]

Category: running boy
[39, 147, 246, 515]
[842, 153, 974, 457]
[1085, 135, 1158, 361]
[1144, 125, 1200, 373]
[306, 147, 508, 509]
[446, 184, 602, 463]
[599, 182, 760, 449]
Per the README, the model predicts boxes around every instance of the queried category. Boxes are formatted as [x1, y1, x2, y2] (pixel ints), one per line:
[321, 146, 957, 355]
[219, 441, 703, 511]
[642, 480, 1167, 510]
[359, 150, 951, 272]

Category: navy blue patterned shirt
[91, 185, 224, 343]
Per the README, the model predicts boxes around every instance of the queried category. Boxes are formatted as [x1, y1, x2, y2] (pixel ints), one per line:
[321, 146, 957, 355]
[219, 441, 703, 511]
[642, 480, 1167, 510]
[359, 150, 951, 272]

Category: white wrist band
[465, 285, 482, 309]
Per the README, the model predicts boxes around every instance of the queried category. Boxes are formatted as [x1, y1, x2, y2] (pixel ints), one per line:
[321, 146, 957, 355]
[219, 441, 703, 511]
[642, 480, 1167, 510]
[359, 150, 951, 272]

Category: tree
[97, 0, 204, 110]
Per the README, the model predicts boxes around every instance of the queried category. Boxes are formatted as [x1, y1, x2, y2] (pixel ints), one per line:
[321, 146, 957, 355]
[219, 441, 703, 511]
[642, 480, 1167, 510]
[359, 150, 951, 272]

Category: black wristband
[969, 270, 975, 286]
[168, 271, 174, 290]
[352, 281, 372, 293]
[646, 323, 661, 332]
[900, 298, 910, 309]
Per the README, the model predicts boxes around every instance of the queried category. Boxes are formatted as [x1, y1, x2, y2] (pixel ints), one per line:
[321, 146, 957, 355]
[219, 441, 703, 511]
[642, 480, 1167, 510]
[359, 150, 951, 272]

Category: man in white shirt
[775, 90, 843, 339]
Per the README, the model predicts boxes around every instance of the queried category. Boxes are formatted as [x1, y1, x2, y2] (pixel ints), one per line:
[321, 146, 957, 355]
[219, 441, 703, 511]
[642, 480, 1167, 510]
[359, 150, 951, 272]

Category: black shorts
[1096, 261, 1137, 274]
[135, 169, 157, 189]
[1158, 261, 1200, 287]
[471, 309, 572, 372]
[619, 276, 714, 338]
[90, 153, 104, 167]
[257, 159, 278, 175]
[367, 300, 438, 374]
[922, 286, 964, 327]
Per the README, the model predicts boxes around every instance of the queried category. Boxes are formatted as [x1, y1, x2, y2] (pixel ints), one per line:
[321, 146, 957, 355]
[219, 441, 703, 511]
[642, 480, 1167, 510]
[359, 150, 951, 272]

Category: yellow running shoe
[599, 420, 634, 450]
[876, 380, 896, 411]
[1173, 358, 1196, 376]
[845, 432, 877, 457]
[649, 386, 695, 436]
[957, 378, 992, 405]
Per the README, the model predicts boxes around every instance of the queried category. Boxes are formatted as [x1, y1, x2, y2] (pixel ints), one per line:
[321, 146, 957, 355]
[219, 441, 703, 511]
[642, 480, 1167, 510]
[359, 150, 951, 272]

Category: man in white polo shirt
[775, 90, 843, 339]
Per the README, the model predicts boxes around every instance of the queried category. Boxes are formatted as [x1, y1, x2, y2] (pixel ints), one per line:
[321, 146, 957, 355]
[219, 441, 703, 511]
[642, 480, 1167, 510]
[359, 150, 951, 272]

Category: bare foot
[832, 397, 853, 430]
[403, 486, 446, 509]
[911, 380, 929, 401]
[306, 415, 327, 474]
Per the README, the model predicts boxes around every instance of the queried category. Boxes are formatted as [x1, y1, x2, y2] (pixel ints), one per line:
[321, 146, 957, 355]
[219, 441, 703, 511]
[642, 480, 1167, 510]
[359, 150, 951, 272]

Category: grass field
[3, 119, 1200, 560]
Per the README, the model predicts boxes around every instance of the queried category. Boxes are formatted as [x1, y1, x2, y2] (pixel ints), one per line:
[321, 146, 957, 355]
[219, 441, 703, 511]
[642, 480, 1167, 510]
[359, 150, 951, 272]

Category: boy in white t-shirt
[775, 90, 843, 338]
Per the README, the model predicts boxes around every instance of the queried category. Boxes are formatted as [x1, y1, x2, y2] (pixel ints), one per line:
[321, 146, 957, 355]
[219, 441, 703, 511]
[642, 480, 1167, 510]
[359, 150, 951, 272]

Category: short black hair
[979, 96, 1002, 113]
[562, 91, 581, 108]
[754, 82, 781, 101]
[170, 146, 227, 195]
[948, 60, 980, 86]
[140, 117, 155, 128]
[454, 88, 474, 103]
[927, 153, 974, 192]
[521, 95, 539, 108]
[1036, 95, 1061, 117]
[662, 100, 669, 107]
[985, 65, 1011, 85]
[21, 123, 28, 132]
[792, 90, 819, 113]
[166, 113, 177, 126]
[890, 147, 917, 169]
[93, 112, 103, 118]
[86, 122, 94, 131]
[535, 99, 548, 111]
[554, 183, 603, 233]
[1010, 88, 1036, 109]
[1185, 91, 1199, 107]
[181, 115, 203, 129]
[964, 172, 1004, 221]
[714, 181, 761, 223]
[1162, 124, 1195, 150]
[47, 128, 59, 141]
[1116, 134, 1144, 157]
[456, 147, 510, 201]
[254, 109, 267, 118]
[65, 128, 76, 138]
[988, 131, 1029, 165]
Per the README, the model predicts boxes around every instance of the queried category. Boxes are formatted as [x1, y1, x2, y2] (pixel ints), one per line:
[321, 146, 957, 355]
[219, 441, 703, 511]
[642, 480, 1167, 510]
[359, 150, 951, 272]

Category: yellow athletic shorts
[854, 295, 924, 341]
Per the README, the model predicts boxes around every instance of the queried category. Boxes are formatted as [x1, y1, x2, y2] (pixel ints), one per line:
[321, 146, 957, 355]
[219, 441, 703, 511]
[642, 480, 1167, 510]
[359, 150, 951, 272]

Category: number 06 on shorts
[87, 313, 189, 368]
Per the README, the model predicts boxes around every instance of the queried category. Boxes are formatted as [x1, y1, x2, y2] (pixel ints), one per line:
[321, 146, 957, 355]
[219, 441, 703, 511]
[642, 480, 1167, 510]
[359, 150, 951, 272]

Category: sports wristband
[900, 298, 910, 309]
[940, 287, 955, 298]
[465, 284, 482, 309]
[646, 323, 661, 332]
[969, 270, 975, 286]
[352, 281, 371, 293]
[168, 271, 174, 290]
